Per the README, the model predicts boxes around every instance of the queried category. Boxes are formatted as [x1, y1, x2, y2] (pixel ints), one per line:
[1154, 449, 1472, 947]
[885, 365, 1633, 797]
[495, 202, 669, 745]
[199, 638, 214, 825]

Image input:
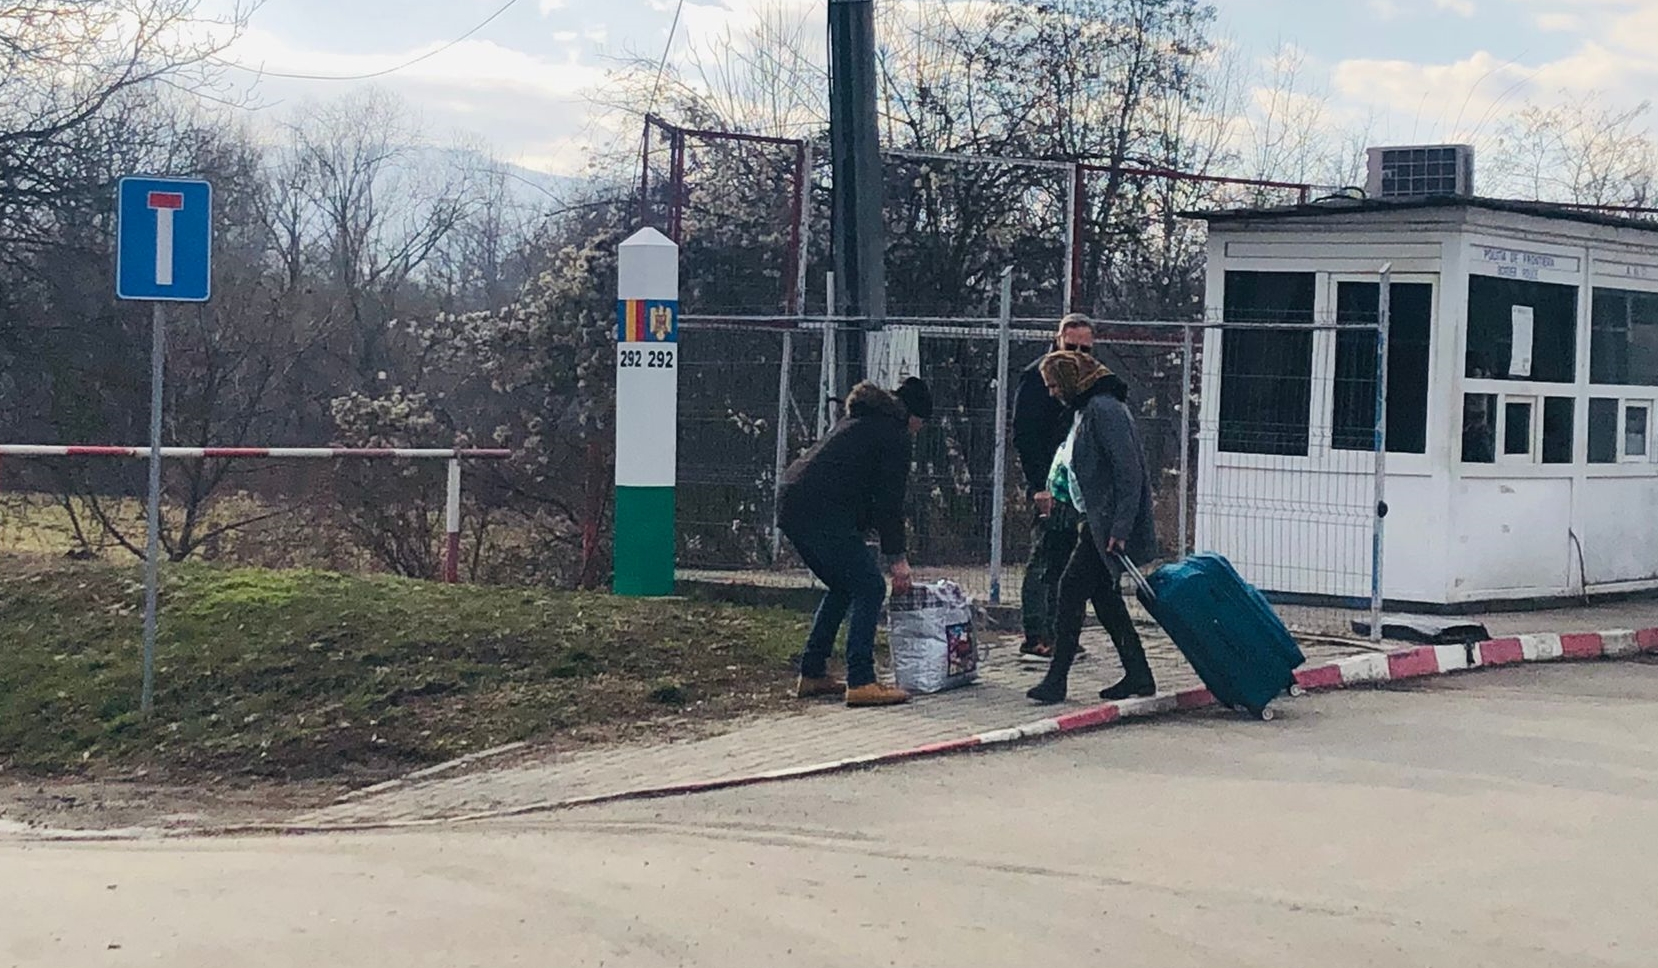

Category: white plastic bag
[887, 580, 980, 694]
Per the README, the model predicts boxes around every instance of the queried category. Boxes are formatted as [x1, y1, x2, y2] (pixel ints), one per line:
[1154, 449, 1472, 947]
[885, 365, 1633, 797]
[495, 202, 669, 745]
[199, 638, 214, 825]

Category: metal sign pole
[115, 175, 212, 716]
[141, 303, 164, 716]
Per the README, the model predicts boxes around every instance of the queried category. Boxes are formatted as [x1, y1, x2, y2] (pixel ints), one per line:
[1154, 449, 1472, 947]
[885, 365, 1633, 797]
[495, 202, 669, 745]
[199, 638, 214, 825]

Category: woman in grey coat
[1027, 350, 1159, 704]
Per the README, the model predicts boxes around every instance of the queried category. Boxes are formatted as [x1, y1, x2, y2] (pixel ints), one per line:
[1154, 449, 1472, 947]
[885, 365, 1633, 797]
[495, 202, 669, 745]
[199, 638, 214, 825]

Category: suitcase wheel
[1287, 683, 1305, 698]
[1257, 707, 1275, 722]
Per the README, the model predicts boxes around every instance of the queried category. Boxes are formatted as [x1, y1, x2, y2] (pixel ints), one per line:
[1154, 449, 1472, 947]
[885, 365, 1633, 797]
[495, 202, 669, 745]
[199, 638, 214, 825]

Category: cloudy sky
[206, 0, 1658, 175]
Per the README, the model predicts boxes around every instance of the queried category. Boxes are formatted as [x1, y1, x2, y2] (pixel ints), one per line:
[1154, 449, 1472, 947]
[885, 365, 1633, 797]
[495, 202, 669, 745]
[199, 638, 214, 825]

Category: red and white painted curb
[519, 625, 1658, 814]
[5, 627, 1655, 843]
[985, 626, 1658, 747]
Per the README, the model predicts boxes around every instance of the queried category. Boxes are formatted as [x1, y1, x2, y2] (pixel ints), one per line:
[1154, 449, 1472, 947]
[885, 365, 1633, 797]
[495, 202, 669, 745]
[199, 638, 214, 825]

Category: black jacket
[777, 382, 913, 556]
[1012, 356, 1070, 498]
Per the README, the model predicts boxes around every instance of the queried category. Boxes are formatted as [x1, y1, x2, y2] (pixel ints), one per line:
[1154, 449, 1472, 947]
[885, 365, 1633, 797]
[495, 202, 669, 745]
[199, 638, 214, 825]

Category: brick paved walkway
[296, 620, 1374, 827]
[681, 566, 1373, 638]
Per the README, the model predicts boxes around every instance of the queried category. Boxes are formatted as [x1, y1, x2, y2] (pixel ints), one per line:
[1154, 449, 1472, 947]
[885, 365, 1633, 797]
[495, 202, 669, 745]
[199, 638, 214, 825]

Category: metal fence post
[818, 271, 837, 439]
[989, 266, 1013, 605]
[793, 144, 812, 319]
[771, 331, 793, 561]
[775, 211, 810, 561]
[1178, 321, 1194, 559]
[1370, 265, 1392, 644]
[1062, 164, 1079, 315]
[443, 457, 462, 583]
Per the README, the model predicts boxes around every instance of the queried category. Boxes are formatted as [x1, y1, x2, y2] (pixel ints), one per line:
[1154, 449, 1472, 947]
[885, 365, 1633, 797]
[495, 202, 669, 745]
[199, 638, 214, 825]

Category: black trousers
[1050, 524, 1152, 684]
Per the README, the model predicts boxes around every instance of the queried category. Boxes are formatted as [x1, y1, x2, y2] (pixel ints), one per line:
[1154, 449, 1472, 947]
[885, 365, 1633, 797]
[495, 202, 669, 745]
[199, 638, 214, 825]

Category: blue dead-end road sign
[116, 176, 212, 302]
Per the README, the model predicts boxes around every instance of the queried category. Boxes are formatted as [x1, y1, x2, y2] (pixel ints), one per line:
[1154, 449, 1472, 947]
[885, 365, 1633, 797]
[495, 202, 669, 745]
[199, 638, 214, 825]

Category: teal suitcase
[1122, 552, 1304, 720]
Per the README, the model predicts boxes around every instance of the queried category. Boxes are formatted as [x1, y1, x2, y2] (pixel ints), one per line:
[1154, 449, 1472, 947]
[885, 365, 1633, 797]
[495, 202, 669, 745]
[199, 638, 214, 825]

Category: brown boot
[845, 682, 911, 707]
[795, 675, 846, 700]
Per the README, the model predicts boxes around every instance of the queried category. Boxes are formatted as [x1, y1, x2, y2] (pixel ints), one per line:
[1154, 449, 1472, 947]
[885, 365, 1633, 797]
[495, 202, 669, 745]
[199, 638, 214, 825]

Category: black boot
[1098, 676, 1157, 701]
[1099, 626, 1156, 700]
[1027, 636, 1079, 704]
[1026, 672, 1068, 704]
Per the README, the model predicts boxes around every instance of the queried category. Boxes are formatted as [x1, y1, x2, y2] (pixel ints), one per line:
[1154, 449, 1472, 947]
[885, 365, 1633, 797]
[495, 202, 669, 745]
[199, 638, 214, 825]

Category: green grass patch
[0, 556, 808, 780]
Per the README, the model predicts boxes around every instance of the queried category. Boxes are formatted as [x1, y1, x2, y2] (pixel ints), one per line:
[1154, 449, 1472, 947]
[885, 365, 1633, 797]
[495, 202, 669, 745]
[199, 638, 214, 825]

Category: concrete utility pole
[828, 0, 884, 387]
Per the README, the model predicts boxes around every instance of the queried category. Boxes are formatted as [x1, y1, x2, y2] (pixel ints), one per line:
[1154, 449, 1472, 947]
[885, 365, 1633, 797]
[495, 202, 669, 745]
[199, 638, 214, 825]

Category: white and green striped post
[613, 228, 679, 596]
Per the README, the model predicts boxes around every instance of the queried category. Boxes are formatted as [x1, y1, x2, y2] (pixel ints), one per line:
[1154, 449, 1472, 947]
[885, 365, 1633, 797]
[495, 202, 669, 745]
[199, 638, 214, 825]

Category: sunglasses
[1060, 343, 1093, 354]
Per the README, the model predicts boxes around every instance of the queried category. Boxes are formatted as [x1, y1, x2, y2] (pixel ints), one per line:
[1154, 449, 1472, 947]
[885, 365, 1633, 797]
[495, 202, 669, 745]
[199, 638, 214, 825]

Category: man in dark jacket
[1026, 350, 1159, 705]
[1011, 313, 1096, 662]
[777, 377, 933, 708]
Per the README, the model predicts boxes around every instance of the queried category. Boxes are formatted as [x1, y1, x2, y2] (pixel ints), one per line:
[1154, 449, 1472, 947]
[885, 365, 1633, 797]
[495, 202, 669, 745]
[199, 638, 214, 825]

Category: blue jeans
[784, 527, 886, 688]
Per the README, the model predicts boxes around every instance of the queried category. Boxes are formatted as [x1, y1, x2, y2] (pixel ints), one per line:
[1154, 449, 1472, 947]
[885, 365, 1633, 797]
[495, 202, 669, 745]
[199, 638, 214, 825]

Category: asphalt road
[5, 659, 1656, 967]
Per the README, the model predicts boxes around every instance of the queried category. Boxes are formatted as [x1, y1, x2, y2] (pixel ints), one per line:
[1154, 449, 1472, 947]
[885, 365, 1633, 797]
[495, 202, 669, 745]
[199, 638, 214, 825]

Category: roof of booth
[1184, 195, 1658, 236]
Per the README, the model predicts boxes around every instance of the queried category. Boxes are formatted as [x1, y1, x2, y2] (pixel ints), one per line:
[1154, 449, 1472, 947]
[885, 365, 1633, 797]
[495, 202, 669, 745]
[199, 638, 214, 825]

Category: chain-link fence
[676, 293, 1391, 641]
[1190, 312, 1392, 639]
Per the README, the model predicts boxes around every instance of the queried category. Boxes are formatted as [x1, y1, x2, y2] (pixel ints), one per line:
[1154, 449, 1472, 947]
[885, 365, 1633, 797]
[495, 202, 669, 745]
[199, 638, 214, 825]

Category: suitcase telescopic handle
[1115, 552, 1157, 604]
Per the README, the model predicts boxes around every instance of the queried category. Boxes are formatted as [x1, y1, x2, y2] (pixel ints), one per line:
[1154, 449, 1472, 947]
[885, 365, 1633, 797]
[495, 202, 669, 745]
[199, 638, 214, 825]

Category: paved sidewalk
[1472, 600, 1658, 636]
[682, 567, 1658, 639]
[294, 594, 1658, 829]
[296, 622, 1372, 827]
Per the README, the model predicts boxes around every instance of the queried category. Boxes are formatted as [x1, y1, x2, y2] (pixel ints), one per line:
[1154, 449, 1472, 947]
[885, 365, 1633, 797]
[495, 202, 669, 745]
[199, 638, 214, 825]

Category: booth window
[1590, 398, 1654, 462]
[1503, 399, 1534, 457]
[1628, 403, 1651, 460]
[1465, 275, 1577, 382]
[1462, 393, 1497, 463]
[1542, 397, 1574, 464]
[1589, 398, 1620, 463]
[1219, 271, 1314, 456]
[1332, 281, 1432, 453]
[1591, 288, 1658, 386]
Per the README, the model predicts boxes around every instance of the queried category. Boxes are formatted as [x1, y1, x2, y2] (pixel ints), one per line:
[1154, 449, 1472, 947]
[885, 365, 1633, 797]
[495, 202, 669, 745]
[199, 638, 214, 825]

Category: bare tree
[1486, 92, 1655, 207]
[0, 0, 250, 425]
[870, 0, 1223, 314]
[678, 1, 824, 138]
[1200, 39, 1376, 196]
[281, 89, 482, 382]
[1229, 43, 1334, 189]
[0, 0, 251, 262]
[13, 104, 327, 562]
[427, 145, 543, 316]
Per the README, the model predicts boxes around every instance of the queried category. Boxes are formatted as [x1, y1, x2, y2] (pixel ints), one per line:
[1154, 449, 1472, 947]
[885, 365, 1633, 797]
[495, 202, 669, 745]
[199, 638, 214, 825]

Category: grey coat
[1068, 378, 1159, 568]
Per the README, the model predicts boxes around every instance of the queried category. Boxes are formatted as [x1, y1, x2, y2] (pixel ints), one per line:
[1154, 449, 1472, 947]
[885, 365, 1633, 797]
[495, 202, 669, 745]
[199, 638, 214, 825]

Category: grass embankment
[0, 557, 808, 780]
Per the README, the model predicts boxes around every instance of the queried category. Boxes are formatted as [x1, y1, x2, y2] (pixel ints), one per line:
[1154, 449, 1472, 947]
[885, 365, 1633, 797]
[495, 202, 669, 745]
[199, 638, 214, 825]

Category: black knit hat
[893, 376, 934, 420]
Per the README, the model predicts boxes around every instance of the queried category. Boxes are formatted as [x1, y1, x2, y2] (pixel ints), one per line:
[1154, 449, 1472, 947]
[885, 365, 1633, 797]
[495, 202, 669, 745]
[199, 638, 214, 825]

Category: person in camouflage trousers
[1010, 313, 1095, 663]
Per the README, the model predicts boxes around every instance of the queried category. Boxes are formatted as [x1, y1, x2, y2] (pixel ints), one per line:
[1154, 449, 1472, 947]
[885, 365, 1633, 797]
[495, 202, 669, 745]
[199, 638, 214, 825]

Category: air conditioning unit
[1365, 144, 1475, 199]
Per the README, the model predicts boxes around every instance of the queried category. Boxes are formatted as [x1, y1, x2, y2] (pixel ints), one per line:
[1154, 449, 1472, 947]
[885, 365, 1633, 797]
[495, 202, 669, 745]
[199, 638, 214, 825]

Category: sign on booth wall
[1510, 306, 1534, 379]
[1469, 243, 1581, 285]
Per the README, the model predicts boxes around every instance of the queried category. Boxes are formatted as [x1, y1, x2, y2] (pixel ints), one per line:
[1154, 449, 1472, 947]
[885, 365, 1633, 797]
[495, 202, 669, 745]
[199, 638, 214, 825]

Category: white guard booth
[1190, 191, 1658, 610]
